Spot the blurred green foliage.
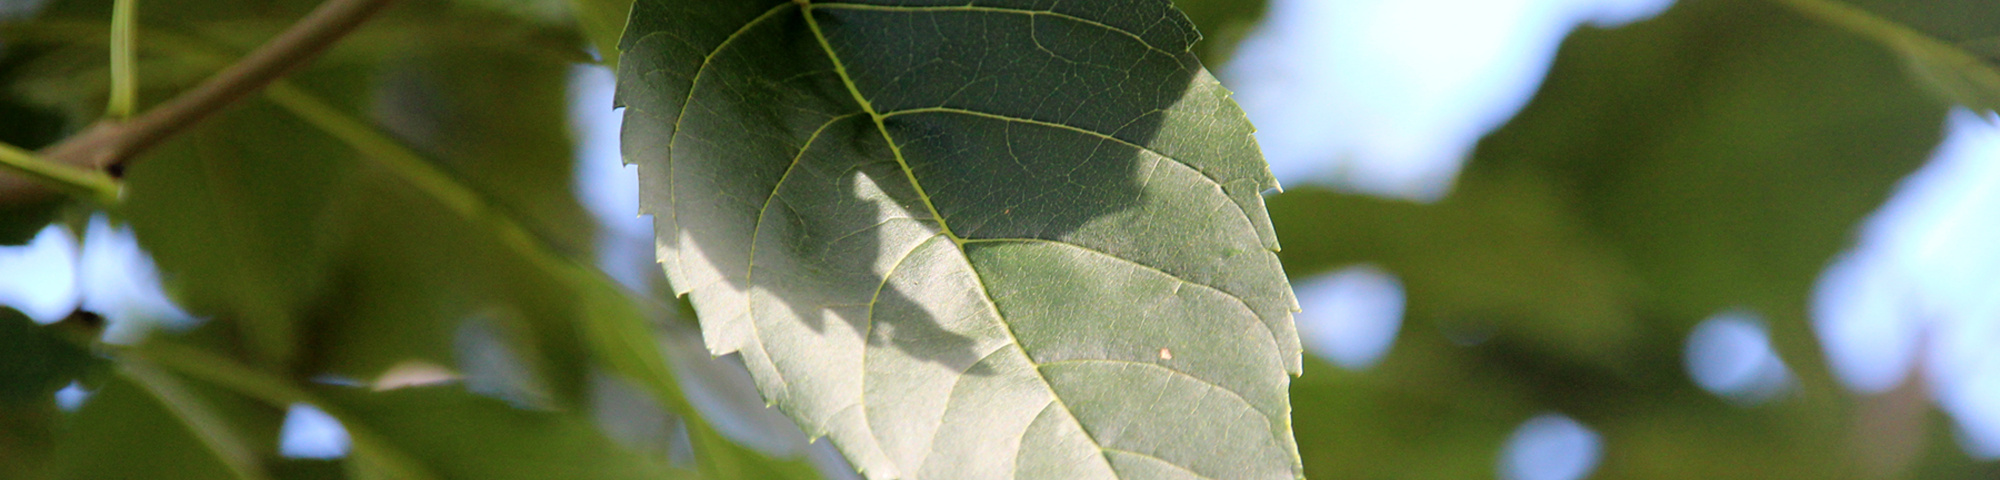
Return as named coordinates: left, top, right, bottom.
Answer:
left=1808, top=0, right=2000, bottom=113
left=0, top=308, right=101, bottom=479
left=1, top=0, right=818, bottom=478
left=1271, top=0, right=2000, bottom=478
left=0, top=66, right=68, bottom=245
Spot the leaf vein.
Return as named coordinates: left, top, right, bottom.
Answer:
left=880, top=106, right=1253, bottom=226
left=746, top=112, right=870, bottom=282
left=958, top=237, right=1272, bottom=348
left=1037, top=358, right=1272, bottom=430
left=654, top=1, right=797, bottom=285
left=1102, top=447, right=1220, bottom=480
left=810, top=2, right=1184, bottom=56
left=802, top=4, right=1121, bottom=475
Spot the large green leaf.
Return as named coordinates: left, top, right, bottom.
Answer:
left=616, top=0, right=1300, bottom=478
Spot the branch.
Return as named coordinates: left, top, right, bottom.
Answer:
left=0, top=0, right=398, bottom=203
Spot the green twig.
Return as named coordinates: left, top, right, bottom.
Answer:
left=0, top=141, right=121, bottom=205
left=106, top=0, right=137, bottom=119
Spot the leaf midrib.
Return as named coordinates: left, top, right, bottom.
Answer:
left=681, top=3, right=1263, bottom=310
left=796, top=1, right=1128, bottom=476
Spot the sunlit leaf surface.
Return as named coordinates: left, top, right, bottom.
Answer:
left=618, top=1, right=1301, bottom=478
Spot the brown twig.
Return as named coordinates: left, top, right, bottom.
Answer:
left=0, top=0, right=399, bottom=203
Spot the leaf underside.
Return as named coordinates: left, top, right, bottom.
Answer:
left=615, top=1, right=1302, bottom=478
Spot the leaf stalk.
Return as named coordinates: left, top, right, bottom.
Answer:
left=0, top=141, right=121, bottom=205
left=106, top=0, right=137, bottom=120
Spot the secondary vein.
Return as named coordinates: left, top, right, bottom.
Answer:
left=798, top=2, right=965, bottom=245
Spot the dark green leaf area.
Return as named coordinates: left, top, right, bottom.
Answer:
left=49, top=371, right=284, bottom=480
left=0, top=79, right=72, bottom=245
left=316, top=384, right=680, bottom=480
left=0, top=201, right=65, bottom=246
left=123, top=98, right=359, bottom=369
left=619, top=0, right=1299, bottom=478
left=0, top=309, right=100, bottom=403
left=50, top=377, right=245, bottom=480
left=0, top=309, right=102, bottom=480
left=81, top=9, right=601, bottom=400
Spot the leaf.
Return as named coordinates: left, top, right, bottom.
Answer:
left=1773, top=0, right=2000, bottom=112
left=0, top=308, right=102, bottom=479
left=0, top=309, right=101, bottom=403
left=49, top=362, right=283, bottom=480
left=1271, top=0, right=1957, bottom=476
left=115, top=339, right=682, bottom=480
left=314, top=384, right=684, bottom=480
left=572, top=262, right=828, bottom=480
left=1168, top=0, right=1268, bottom=65
left=0, top=200, right=64, bottom=246
left=568, top=0, right=637, bottom=66
left=1270, top=183, right=1646, bottom=368
left=124, top=94, right=359, bottom=367
left=617, top=1, right=1300, bottom=478
left=132, top=339, right=440, bottom=480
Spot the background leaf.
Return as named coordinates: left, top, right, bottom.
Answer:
left=0, top=308, right=101, bottom=479
left=0, top=62, right=72, bottom=245
left=1270, top=0, right=1969, bottom=477
left=49, top=364, right=282, bottom=480
left=315, top=384, right=684, bottom=480
left=1, top=1, right=822, bottom=478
